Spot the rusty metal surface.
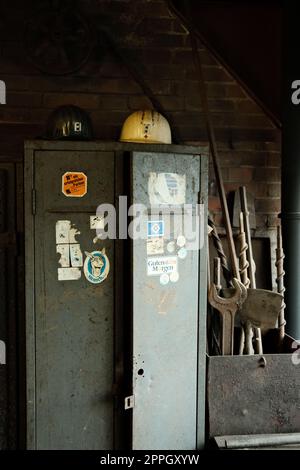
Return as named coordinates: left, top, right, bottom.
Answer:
left=207, top=351, right=300, bottom=438
left=209, top=279, right=247, bottom=355
left=239, top=289, right=283, bottom=329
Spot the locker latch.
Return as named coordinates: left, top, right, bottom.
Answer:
left=124, top=395, right=135, bottom=410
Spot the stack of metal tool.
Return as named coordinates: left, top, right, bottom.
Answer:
left=191, top=29, right=285, bottom=356
left=207, top=186, right=284, bottom=356
left=191, top=28, right=300, bottom=443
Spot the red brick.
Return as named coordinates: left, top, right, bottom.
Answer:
left=135, top=18, right=176, bottom=35
left=7, top=92, right=42, bottom=108
left=228, top=168, right=253, bottom=183
left=255, top=198, right=281, bottom=214
left=242, top=182, right=268, bottom=198
left=255, top=214, right=268, bottom=228
left=151, top=33, right=188, bottom=48
left=224, top=183, right=240, bottom=194
left=89, top=110, right=127, bottom=126
left=186, top=65, right=232, bottom=82
left=211, top=113, right=274, bottom=130
left=1, top=74, right=30, bottom=91
left=223, top=180, right=265, bottom=197
left=266, top=152, right=281, bottom=167
left=137, top=1, right=171, bottom=18
left=185, top=97, right=236, bottom=113
left=143, top=48, right=173, bottom=64
left=97, top=79, right=141, bottom=94
left=98, top=61, right=129, bottom=78
left=0, top=107, right=49, bottom=124
left=267, top=215, right=281, bottom=227
left=209, top=196, right=222, bottom=212
left=0, top=60, right=38, bottom=75
left=159, top=96, right=185, bottom=111
left=145, top=79, right=172, bottom=95
left=0, top=0, right=284, bottom=240
left=150, top=64, right=186, bottom=80
left=218, top=150, right=266, bottom=167
left=43, top=93, right=100, bottom=109
left=92, top=124, right=121, bottom=140
left=208, top=83, right=246, bottom=100
left=128, top=95, right=153, bottom=110
left=264, top=141, right=282, bottom=152
left=217, top=141, right=275, bottom=152
left=235, top=99, right=264, bottom=114
left=267, top=184, right=281, bottom=198
left=211, top=212, right=224, bottom=228
left=23, top=76, right=139, bottom=94
left=99, top=95, right=128, bottom=110
left=173, top=50, right=217, bottom=66
left=254, top=168, right=281, bottom=183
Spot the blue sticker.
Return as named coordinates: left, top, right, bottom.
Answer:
left=84, top=250, right=110, bottom=284
left=147, top=220, right=164, bottom=238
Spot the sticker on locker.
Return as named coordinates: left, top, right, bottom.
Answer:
left=147, top=256, right=178, bottom=276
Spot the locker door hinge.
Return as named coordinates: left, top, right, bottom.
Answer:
left=32, top=189, right=36, bottom=215
left=124, top=395, right=135, bottom=410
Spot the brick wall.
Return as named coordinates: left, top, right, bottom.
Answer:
left=0, top=0, right=281, bottom=229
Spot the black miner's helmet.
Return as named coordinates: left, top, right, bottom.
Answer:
left=46, top=105, right=93, bottom=140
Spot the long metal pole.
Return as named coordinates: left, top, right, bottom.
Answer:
left=238, top=212, right=250, bottom=288
left=282, top=3, right=300, bottom=341
left=191, top=34, right=240, bottom=281
left=239, top=186, right=262, bottom=354
left=239, top=187, right=256, bottom=288
left=276, top=225, right=286, bottom=341
left=208, top=216, right=232, bottom=287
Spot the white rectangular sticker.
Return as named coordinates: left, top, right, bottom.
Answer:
left=147, top=256, right=178, bottom=276
left=69, top=226, right=81, bottom=243
left=90, top=215, right=105, bottom=230
left=70, top=244, right=83, bottom=267
left=56, top=220, right=71, bottom=244
left=56, top=244, right=70, bottom=267
left=58, top=267, right=81, bottom=281
left=147, top=238, right=164, bottom=256
left=148, top=172, right=186, bottom=205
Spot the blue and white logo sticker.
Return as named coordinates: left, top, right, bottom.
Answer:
left=84, top=249, right=110, bottom=284
left=147, top=220, right=164, bottom=238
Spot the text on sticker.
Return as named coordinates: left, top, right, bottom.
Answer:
left=147, top=256, right=178, bottom=276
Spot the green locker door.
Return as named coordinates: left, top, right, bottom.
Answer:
left=25, top=149, right=116, bottom=449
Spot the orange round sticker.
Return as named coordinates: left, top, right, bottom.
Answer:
left=62, top=172, right=87, bottom=197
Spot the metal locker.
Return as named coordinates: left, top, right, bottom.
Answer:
left=24, top=141, right=208, bottom=450
left=25, top=145, right=116, bottom=450
left=130, top=150, right=207, bottom=450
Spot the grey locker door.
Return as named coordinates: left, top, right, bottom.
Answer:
left=26, top=150, right=115, bottom=450
left=131, top=151, right=207, bottom=450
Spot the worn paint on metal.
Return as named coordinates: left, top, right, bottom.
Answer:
left=24, top=142, right=209, bottom=450
left=25, top=148, right=115, bottom=450
left=131, top=151, right=207, bottom=450
left=207, top=342, right=300, bottom=438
